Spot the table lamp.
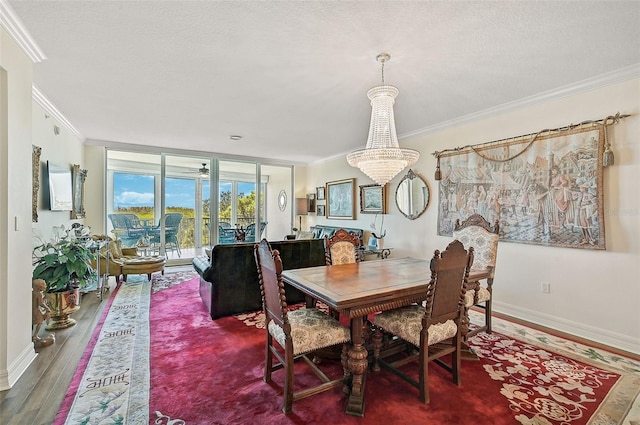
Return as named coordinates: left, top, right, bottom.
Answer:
left=295, top=198, right=308, bottom=231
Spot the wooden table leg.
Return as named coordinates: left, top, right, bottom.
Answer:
left=346, top=315, right=368, bottom=417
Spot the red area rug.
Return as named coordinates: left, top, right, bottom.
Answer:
left=149, top=278, right=634, bottom=425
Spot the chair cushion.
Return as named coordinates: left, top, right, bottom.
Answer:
left=453, top=226, right=498, bottom=271
left=330, top=241, right=357, bottom=265
left=109, top=240, right=123, bottom=259
left=123, top=256, right=165, bottom=265
left=464, top=286, right=491, bottom=307
left=373, top=305, right=457, bottom=347
left=268, top=308, right=350, bottom=356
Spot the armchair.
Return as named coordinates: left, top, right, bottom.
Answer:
left=92, top=236, right=165, bottom=282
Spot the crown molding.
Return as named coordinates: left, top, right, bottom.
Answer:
left=401, top=64, right=640, bottom=140
left=0, top=0, right=46, bottom=63
left=32, top=85, right=82, bottom=139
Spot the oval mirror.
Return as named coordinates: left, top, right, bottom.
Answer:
left=395, top=169, right=430, bottom=220
left=278, top=190, right=287, bottom=211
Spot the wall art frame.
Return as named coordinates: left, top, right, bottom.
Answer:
left=71, top=164, right=88, bottom=219
left=316, top=186, right=325, bottom=200
left=436, top=125, right=605, bottom=250
left=326, top=178, right=355, bottom=220
left=307, top=193, right=316, bottom=213
left=359, top=184, right=387, bottom=214
left=32, top=145, right=42, bottom=222
left=317, top=204, right=325, bottom=217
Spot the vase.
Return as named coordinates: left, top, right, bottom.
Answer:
left=376, top=237, right=384, bottom=249
left=44, top=288, right=81, bottom=330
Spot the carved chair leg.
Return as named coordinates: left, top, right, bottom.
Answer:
left=371, top=327, right=383, bottom=372
left=283, top=347, right=294, bottom=414
left=264, top=334, right=273, bottom=382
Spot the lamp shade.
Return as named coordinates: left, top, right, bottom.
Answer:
left=295, top=198, right=308, bottom=215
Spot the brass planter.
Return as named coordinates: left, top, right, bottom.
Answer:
left=44, top=288, right=81, bottom=330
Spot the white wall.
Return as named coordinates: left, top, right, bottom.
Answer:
left=300, top=78, right=640, bottom=354
left=0, top=26, right=38, bottom=389
left=263, top=165, right=293, bottom=240
left=31, top=101, right=86, bottom=242
left=83, top=144, right=106, bottom=235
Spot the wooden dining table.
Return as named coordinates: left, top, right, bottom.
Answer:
left=281, top=257, right=431, bottom=417
left=281, top=256, right=488, bottom=416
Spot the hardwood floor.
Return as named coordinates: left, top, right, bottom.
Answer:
left=0, top=281, right=114, bottom=425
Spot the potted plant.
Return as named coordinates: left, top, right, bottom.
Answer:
left=32, top=229, right=97, bottom=329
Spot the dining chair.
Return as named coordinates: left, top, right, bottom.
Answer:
left=322, top=228, right=363, bottom=319
left=323, top=228, right=362, bottom=266
left=372, top=239, right=474, bottom=404
left=452, top=213, right=499, bottom=338
left=253, top=239, right=351, bottom=414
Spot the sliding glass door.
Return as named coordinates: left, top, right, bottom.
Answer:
left=162, top=155, right=210, bottom=261
left=107, top=150, right=293, bottom=264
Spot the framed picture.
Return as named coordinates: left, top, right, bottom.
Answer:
left=317, top=204, right=325, bottom=217
left=307, top=193, right=316, bottom=212
left=316, top=186, right=325, bottom=200
left=359, top=184, right=387, bottom=214
left=71, top=164, right=88, bottom=219
left=326, top=178, right=355, bottom=220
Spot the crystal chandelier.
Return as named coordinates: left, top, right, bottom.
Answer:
left=347, top=53, right=419, bottom=186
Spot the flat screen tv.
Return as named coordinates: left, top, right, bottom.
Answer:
left=47, top=161, right=73, bottom=211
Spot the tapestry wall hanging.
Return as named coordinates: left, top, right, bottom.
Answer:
left=437, top=126, right=605, bottom=250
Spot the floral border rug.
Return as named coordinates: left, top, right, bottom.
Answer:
left=470, top=310, right=640, bottom=425
left=54, top=270, right=197, bottom=425
left=235, top=307, right=640, bottom=425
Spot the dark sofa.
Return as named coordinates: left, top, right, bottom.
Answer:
left=193, top=239, right=327, bottom=319
left=309, top=225, right=365, bottom=247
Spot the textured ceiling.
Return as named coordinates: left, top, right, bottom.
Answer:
left=7, top=1, right=640, bottom=164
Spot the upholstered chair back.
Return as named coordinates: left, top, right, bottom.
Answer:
left=324, top=228, right=362, bottom=266
left=452, top=214, right=499, bottom=273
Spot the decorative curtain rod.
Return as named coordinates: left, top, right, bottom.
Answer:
left=432, top=112, right=630, bottom=180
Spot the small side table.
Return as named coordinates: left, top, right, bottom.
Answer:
left=360, top=247, right=392, bottom=260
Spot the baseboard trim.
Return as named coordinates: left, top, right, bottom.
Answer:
left=3, top=342, right=37, bottom=389
left=490, top=302, right=640, bottom=360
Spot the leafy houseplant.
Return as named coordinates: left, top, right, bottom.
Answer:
left=32, top=234, right=97, bottom=293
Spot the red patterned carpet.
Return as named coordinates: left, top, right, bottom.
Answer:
left=149, top=278, right=635, bottom=425
left=54, top=273, right=640, bottom=424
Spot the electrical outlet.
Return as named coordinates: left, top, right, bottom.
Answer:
left=541, top=281, right=551, bottom=294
